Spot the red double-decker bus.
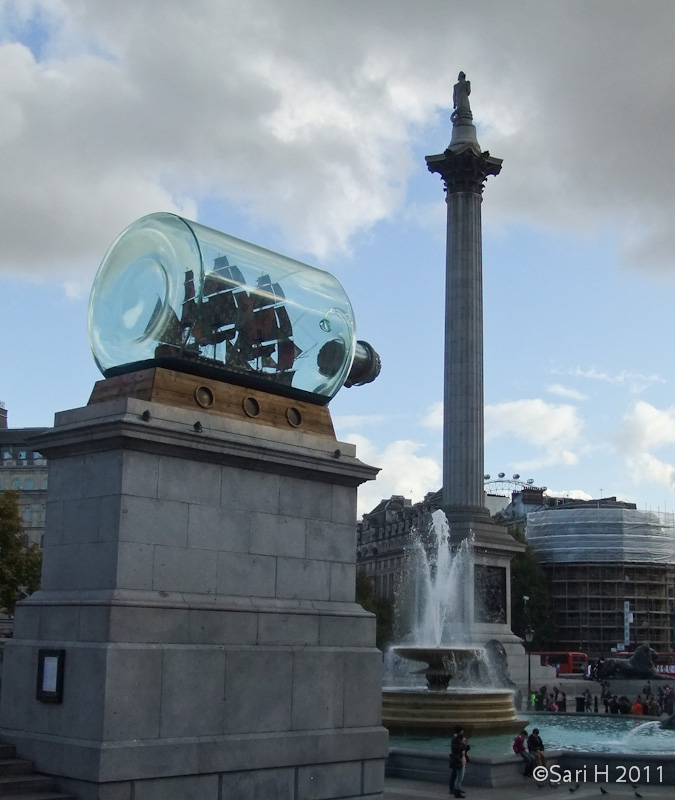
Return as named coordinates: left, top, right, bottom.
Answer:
left=654, top=652, right=675, bottom=676
left=531, top=651, right=589, bottom=676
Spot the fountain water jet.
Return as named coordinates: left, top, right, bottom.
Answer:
left=406, top=510, right=470, bottom=647
left=382, top=510, right=525, bottom=736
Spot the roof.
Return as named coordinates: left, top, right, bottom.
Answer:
left=0, top=428, right=49, bottom=446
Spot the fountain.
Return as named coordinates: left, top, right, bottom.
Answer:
left=382, top=511, right=526, bottom=736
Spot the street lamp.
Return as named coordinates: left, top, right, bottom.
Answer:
left=525, top=626, right=535, bottom=709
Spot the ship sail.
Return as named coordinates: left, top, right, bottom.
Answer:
left=151, top=255, right=300, bottom=385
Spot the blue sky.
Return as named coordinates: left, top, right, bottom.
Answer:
left=3, top=1, right=675, bottom=516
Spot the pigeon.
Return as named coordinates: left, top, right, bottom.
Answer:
left=635, top=791, right=643, bottom=799
left=569, top=784, right=581, bottom=793
left=599, top=788, right=609, bottom=795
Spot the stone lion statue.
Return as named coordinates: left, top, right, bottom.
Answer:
left=660, top=711, right=675, bottom=730
left=595, top=643, right=659, bottom=680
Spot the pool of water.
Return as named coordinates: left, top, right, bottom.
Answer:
left=390, top=714, right=675, bottom=756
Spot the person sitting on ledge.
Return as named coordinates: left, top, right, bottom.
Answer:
left=527, top=728, right=546, bottom=767
left=632, top=696, right=644, bottom=715
left=647, top=696, right=661, bottom=716
left=618, top=695, right=633, bottom=714
left=513, top=729, right=535, bottom=777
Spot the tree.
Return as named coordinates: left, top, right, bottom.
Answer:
left=355, top=570, right=394, bottom=650
left=0, top=490, right=42, bottom=615
left=509, top=527, right=556, bottom=649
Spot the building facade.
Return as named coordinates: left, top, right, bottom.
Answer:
left=356, top=489, right=510, bottom=602
left=523, top=498, right=675, bottom=657
left=0, top=405, right=48, bottom=548
left=357, top=494, right=427, bottom=601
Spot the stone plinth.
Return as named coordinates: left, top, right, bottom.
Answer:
left=0, top=396, right=387, bottom=800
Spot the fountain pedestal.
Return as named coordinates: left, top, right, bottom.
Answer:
left=394, top=647, right=481, bottom=691
left=382, top=688, right=525, bottom=737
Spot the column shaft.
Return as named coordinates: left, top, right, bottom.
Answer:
left=442, top=191, right=486, bottom=513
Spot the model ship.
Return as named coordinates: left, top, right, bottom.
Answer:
left=147, top=255, right=302, bottom=386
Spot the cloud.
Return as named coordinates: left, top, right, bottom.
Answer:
left=3, top=1, right=675, bottom=285
left=546, top=383, right=587, bottom=402
left=618, top=401, right=675, bottom=454
left=544, top=488, right=593, bottom=501
left=615, top=402, right=675, bottom=492
left=332, top=413, right=388, bottom=431
left=0, top=0, right=434, bottom=282
left=422, top=396, right=583, bottom=469
left=556, top=367, right=663, bottom=395
left=624, top=453, right=675, bottom=491
left=422, top=401, right=443, bottom=430
left=344, top=434, right=441, bottom=517
left=485, top=398, right=583, bottom=469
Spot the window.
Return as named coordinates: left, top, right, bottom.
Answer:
left=12, top=478, right=21, bottom=490
left=24, top=478, right=33, bottom=490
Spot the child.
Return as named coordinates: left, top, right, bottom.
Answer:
left=513, top=729, right=535, bottom=776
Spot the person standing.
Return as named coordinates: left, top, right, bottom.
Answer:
left=449, top=725, right=470, bottom=798
left=601, top=684, right=611, bottom=713
left=583, top=688, right=592, bottom=711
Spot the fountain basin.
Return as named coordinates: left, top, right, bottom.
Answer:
left=387, top=716, right=675, bottom=786
left=382, top=687, right=526, bottom=737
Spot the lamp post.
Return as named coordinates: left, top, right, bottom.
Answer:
left=525, top=626, right=535, bottom=709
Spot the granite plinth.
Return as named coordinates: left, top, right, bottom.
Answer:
left=0, top=397, right=387, bottom=799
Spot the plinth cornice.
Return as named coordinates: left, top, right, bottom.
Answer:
left=36, top=397, right=379, bottom=487
left=426, top=146, right=502, bottom=195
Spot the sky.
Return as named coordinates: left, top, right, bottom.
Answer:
left=3, top=0, right=675, bottom=517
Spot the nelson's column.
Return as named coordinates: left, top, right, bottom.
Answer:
left=426, top=73, right=526, bottom=656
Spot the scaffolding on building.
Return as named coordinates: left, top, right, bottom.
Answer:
left=526, top=507, right=675, bottom=656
